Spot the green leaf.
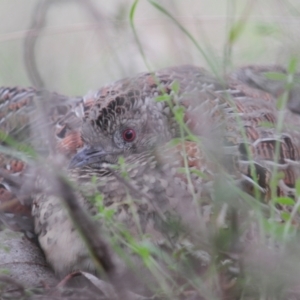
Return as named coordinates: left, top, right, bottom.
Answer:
left=264, top=72, right=287, bottom=81
left=171, top=80, right=180, bottom=94
left=173, top=106, right=185, bottom=122
left=0, top=269, right=10, bottom=275
left=176, top=167, right=188, bottom=174
left=185, top=134, right=199, bottom=142
left=94, top=194, right=104, bottom=204
left=281, top=211, right=291, bottom=222
left=189, top=168, right=206, bottom=178
left=259, top=121, right=275, bottom=128
left=276, top=94, right=288, bottom=110
left=288, top=57, right=298, bottom=74
left=118, top=156, right=125, bottom=165
left=91, top=175, right=98, bottom=184
left=256, top=23, right=278, bottom=36
left=262, top=219, right=286, bottom=237
left=0, top=130, right=36, bottom=158
left=176, top=167, right=207, bottom=179
left=228, top=22, right=245, bottom=43
left=275, top=197, right=295, bottom=206
left=102, top=208, right=115, bottom=220
left=168, top=138, right=182, bottom=146
left=134, top=244, right=150, bottom=260
left=155, top=94, right=171, bottom=102
left=296, top=179, right=300, bottom=197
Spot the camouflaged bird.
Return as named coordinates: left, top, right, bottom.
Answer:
left=0, top=86, right=87, bottom=233
left=2, top=65, right=300, bottom=278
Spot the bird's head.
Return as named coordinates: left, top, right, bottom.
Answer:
left=69, top=89, right=171, bottom=169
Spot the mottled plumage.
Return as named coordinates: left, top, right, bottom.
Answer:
left=1, top=64, right=300, bottom=278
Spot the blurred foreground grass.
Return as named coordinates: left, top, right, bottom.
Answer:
left=1, top=0, right=300, bottom=299
left=1, top=0, right=300, bottom=95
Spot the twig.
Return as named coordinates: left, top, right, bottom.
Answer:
left=0, top=275, right=25, bottom=295
left=24, top=0, right=49, bottom=88
left=24, top=0, right=104, bottom=89
left=54, top=174, right=115, bottom=275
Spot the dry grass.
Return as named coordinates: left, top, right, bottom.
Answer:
left=1, top=0, right=300, bottom=93
left=2, top=0, right=300, bottom=299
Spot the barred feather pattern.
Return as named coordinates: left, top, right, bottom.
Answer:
left=1, top=65, right=300, bottom=276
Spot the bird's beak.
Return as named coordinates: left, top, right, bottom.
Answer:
left=68, top=146, right=107, bottom=169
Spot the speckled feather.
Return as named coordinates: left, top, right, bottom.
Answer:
left=1, top=65, right=300, bottom=276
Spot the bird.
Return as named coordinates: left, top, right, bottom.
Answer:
left=0, top=86, right=86, bottom=235
left=230, top=64, right=300, bottom=114
left=1, top=64, right=300, bottom=284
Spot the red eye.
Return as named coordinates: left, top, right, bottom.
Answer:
left=122, top=128, right=136, bottom=142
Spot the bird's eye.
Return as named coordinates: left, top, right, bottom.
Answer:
left=122, top=128, right=136, bottom=142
